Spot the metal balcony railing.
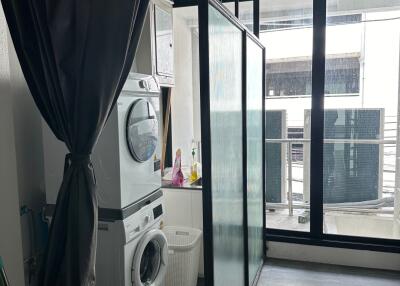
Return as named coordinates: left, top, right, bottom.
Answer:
left=265, top=138, right=397, bottom=216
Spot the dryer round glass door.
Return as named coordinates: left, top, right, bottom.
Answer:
left=126, top=99, right=159, bottom=162
left=132, top=229, right=168, bottom=286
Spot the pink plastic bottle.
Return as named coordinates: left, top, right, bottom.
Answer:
left=172, top=149, right=184, bottom=187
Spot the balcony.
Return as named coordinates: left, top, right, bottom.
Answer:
left=265, top=111, right=400, bottom=239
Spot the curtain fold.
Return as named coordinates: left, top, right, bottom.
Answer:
left=0, top=0, right=149, bottom=285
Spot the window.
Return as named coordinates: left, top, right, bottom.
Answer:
left=267, top=57, right=360, bottom=97
left=322, top=3, right=400, bottom=240
left=263, top=14, right=361, bottom=31
left=263, top=0, right=400, bottom=245
left=262, top=0, right=312, bottom=231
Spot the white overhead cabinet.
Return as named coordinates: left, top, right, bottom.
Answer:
left=154, top=2, right=174, bottom=83
left=132, top=0, right=174, bottom=86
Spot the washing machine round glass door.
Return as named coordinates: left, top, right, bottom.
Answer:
left=132, top=229, right=168, bottom=286
left=126, top=99, right=159, bottom=162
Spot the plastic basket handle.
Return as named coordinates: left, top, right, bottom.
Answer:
left=175, top=231, right=190, bottom=236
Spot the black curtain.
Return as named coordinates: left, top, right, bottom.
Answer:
left=0, top=0, right=149, bottom=285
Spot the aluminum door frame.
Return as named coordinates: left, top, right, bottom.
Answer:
left=198, top=1, right=266, bottom=285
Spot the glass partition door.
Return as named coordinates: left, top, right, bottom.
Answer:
left=208, top=4, right=245, bottom=286
left=246, top=35, right=265, bottom=285
left=199, top=1, right=265, bottom=285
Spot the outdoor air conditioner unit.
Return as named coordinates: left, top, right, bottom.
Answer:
left=265, top=110, right=287, bottom=203
left=304, top=108, right=384, bottom=204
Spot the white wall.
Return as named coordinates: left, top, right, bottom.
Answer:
left=8, top=35, right=47, bottom=285
left=0, top=4, right=25, bottom=285
left=267, top=241, right=400, bottom=271
left=362, top=11, right=400, bottom=117
left=191, top=30, right=201, bottom=143
left=0, top=4, right=46, bottom=285
left=171, top=10, right=195, bottom=167
left=8, top=37, right=46, bottom=213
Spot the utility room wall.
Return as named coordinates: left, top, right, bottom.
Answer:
left=0, top=4, right=46, bottom=285
left=170, top=10, right=195, bottom=167
left=0, top=5, right=25, bottom=285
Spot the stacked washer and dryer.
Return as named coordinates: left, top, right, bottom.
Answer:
left=42, top=73, right=168, bottom=286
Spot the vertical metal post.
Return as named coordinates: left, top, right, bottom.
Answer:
left=254, top=0, right=260, bottom=37
left=235, top=0, right=239, bottom=17
left=287, top=143, right=294, bottom=216
left=394, top=36, right=400, bottom=236
left=198, top=0, right=214, bottom=285
left=242, top=31, right=249, bottom=286
left=262, top=47, right=267, bottom=259
left=310, top=0, right=326, bottom=238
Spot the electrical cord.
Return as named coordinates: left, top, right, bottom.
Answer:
left=20, top=206, right=39, bottom=285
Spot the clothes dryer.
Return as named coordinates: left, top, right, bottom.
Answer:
left=42, top=73, right=162, bottom=211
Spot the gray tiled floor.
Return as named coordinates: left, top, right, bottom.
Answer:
left=257, top=259, right=400, bottom=286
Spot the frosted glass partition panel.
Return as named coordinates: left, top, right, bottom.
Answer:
left=209, top=5, right=245, bottom=286
left=246, top=36, right=264, bottom=284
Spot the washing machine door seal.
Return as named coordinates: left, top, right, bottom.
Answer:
left=131, top=229, right=168, bottom=286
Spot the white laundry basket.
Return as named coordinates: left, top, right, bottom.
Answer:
left=163, top=226, right=202, bottom=286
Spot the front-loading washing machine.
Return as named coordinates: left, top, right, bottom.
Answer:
left=42, top=73, right=163, bottom=213
left=96, top=190, right=168, bottom=286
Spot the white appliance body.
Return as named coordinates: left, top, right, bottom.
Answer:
left=42, top=73, right=162, bottom=209
left=96, top=194, right=168, bottom=286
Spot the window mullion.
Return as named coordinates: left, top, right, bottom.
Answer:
left=310, top=0, right=326, bottom=238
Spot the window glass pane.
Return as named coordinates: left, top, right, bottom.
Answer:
left=260, top=0, right=312, bottom=232
left=266, top=57, right=360, bottom=97
left=240, top=1, right=254, bottom=32
left=323, top=1, right=400, bottom=239
left=223, top=1, right=236, bottom=16
left=209, top=4, right=245, bottom=285
left=246, top=36, right=264, bottom=284
left=155, top=6, right=173, bottom=76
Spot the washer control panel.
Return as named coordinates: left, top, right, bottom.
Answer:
left=123, top=197, right=164, bottom=243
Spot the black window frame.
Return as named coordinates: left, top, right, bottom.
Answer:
left=264, top=0, right=400, bottom=253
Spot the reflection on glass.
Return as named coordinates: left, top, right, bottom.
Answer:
left=240, top=1, right=254, bottom=32
left=155, top=6, right=173, bottom=76
left=323, top=1, right=400, bottom=239
left=222, top=1, right=236, bottom=16
left=209, top=5, right=245, bottom=286
left=261, top=0, right=312, bottom=232
left=126, top=99, right=159, bottom=162
left=246, top=36, right=263, bottom=284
